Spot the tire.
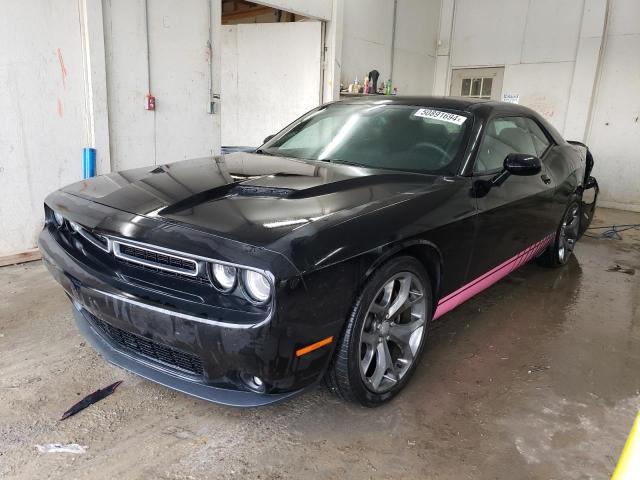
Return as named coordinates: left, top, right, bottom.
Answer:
left=325, top=256, right=432, bottom=406
left=536, top=200, right=581, bottom=268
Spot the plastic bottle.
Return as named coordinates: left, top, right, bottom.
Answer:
left=385, top=79, right=392, bottom=95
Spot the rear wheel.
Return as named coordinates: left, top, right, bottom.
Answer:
left=325, top=256, right=432, bottom=406
left=536, top=201, right=581, bottom=268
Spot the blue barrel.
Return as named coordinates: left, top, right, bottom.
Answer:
left=83, top=147, right=96, bottom=179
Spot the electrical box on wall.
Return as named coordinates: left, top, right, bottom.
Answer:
left=145, top=94, right=156, bottom=111
left=207, top=94, right=220, bottom=115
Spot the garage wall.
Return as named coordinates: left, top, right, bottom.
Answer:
left=0, top=0, right=88, bottom=256
left=221, top=22, right=323, bottom=146
left=341, top=0, right=395, bottom=89
left=585, top=0, right=640, bottom=211
left=341, top=0, right=440, bottom=95
left=102, top=0, right=153, bottom=172
left=435, top=0, right=638, bottom=210
left=392, top=0, right=440, bottom=95
left=444, top=0, right=585, bottom=133
left=103, top=0, right=221, bottom=172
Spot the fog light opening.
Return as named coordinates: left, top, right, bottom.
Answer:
left=240, top=373, right=266, bottom=393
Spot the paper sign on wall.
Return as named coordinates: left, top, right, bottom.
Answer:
left=502, top=93, right=520, bottom=104
left=413, top=109, right=467, bottom=125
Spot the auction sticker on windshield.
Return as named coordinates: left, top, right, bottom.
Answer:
left=413, top=109, right=467, bottom=125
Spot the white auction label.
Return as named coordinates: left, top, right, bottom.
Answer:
left=502, top=93, right=520, bottom=104
left=413, top=108, right=467, bottom=125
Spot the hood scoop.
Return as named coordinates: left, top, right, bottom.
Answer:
left=229, top=184, right=294, bottom=198
left=158, top=181, right=294, bottom=216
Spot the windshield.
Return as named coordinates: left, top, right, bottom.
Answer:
left=259, top=103, right=472, bottom=174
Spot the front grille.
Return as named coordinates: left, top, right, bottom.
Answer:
left=88, top=313, right=204, bottom=376
left=116, top=242, right=198, bottom=275
left=116, top=257, right=211, bottom=285
left=53, top=216, right=213, bottom=287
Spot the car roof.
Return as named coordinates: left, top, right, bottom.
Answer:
left=334, top=95, right=565, bottom=143
left=337, top=95, right=529, bottom=114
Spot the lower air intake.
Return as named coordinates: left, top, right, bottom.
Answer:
left=88, top=313, right=204, bottom=376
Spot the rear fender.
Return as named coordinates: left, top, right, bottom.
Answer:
left=567, top=141, right=599, bottom=237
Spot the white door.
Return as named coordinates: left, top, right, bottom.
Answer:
left=450, top=67, right=505, bottom=101
left=151, top=0, right=221, bottom=164
left=104, top=0, right=221, bottom=171
left=221, top=21, right=322, bottom=146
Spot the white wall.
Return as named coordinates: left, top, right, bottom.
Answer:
left=221, top=22, right=322, bottom=146
left=0, top=0, right=88, bottom=255
left=0, top=0, right=637, bottom=258
left=436, top=0, right=639, bottom=209
left=0, top=0, right=336, bottom=256
left=392, top=0, right=440, bottom=95
left=341, top=0, right=395, bottom=88
left=323, top=0, right=344, bottom=101
left=102, top=0, right=154, bottom=171
left=446, top=0, right=585, bottom=133
left=341, top=0, right=440, bottom=95
left=586, top=0, right=640, bottom=211
left=103, top=0, right=221, bottom=171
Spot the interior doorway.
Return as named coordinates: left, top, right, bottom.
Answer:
left=450, top=67, right=505, bottom=101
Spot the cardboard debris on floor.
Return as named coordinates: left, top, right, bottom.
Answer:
left=60, top=380, right=123, bottom=421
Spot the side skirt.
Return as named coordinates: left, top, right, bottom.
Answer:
left=433, top=234, right=554, bottom=320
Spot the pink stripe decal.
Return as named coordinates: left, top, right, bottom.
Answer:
left=433, top=233, right=554, bottom=320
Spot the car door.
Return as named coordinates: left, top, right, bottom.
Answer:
left=467, top=115, right=558, bottom=281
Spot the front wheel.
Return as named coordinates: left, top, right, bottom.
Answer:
left=536, top=201, right=581, bottom=268
left=325, top=256, right=432, bottom=406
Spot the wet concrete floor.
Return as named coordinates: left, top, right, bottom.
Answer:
left=1, top=208, right=638, bottom=479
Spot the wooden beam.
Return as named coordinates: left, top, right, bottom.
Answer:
left=222, top=5, right=273, bottom=23
left=0, top=248, right=42, bottom=268
left=233, top=0, right=257, bottom=7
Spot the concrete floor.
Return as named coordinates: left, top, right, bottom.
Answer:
left=1, top=208, right=639, bottom=479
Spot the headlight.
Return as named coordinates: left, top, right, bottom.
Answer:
left=211, top=263, right=237, bottom=291
left=242, top=270, right=271, bottom=303
left=52, top=211, right=65, bottom=227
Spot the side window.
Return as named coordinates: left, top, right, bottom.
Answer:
left=474, top=116, right=539, bottom=173
left=523, top=118, right=551, bottom=157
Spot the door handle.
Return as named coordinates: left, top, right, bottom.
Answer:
left=541, top=174, right=552, bottom=185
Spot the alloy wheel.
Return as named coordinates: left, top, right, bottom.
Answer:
left=358, top=272, right=427, bottom=393
left=558, top=205, right=580, bottom=263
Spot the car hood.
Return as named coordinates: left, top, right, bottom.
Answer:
left=62, top=153, right=441, bottom=248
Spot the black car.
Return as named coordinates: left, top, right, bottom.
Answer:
left=39, top=97, right=598, bottom=407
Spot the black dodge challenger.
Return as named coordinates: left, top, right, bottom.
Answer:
left=39, top=97, right=599, bottom=407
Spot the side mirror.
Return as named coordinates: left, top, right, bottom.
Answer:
left=503, top=153, right=541, bottom=176
left=485, top=153, right=542, bottom=190
left=263, top=134, right=275, bottom=144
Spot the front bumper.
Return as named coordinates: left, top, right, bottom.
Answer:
left=71, top=305, right=305, bottom=407
left=38, top=225, right=331, bottom=407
